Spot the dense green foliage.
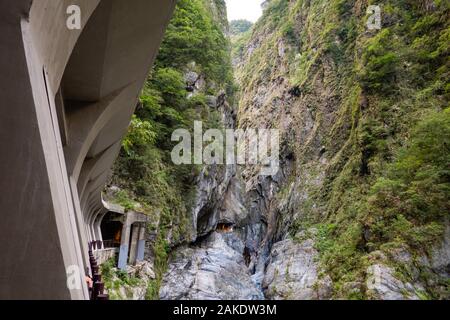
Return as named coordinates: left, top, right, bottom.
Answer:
left=230, top=19, right=253, bottom=35
left=156, top=0, right=233, bottom=88
left=364, top=107, right=449, bottom=252
left=321, top=1, right=449, bottom=298
left=110, top=0, right=233, bottom=299
left=231, top=27, right=253, bottom=63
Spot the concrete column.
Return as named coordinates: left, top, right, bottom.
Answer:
left=92, top=210, right=103, bottom=249
left=86, top=224, right=92, bottom=243
left=69, top=177, right=91, bottom=276
left=94, top=211, right=106, bottom=249
left=0, top=0, right=175, bottom=299
left=117, top=219, right=131, bottom=270
left=136, top=224, right=146, bottom=262
left=90, top=223, right=97, bottom=244
left=128, top=224, right=140, bottom=265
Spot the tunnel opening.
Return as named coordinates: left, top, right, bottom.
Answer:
left=100, top=211, right=123, bottom=248
left=216, top=221, right=234, bottom=233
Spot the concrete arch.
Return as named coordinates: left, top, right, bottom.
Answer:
left=81, top=175, right=109, bottom=218
left=80, top=170, right=110, bottom=211
left=0, top=0, right=101, bottom=300
left=89, top=208, right=104, bottom=243
left=93, top=211, right=108, bottom=244
left=64, top=85, right=134, bottom=182
left=28, top=0, right=102, bottom=93
left=77, top=141, right=122, bottom=198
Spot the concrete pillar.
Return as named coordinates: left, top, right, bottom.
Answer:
left=136, top=224, right=146, bottom=262
left=69, top=177, right=91, bottom=276
left=0, top=0, right=175, bottom=299
left=117, top=220, right=131, bottom=270
left=128, top=224, right=140, bottom=265
left=92, top=210, right=103, bottom=249
left=86, top=224, right=93, bottom=243
left=90, top=223, right=97, bottom=244
left=94, top=212, right=106, bottom=249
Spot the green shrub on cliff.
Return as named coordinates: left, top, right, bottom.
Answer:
left=366, top=108, right=450, bottom=248
left=157, top=0, right=232, bottom=86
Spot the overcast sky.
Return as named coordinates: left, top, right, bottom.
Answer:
left=225, top=0, right=264, bottom=22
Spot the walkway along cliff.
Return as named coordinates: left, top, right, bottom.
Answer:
left=157, top=0, right=450, bottom=300
left=0, top=0, right=176, bottom=299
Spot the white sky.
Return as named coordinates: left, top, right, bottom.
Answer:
left=225, top=0, right=264, bottom=23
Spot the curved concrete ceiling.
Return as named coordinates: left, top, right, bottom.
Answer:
left=0, top=0, right=176, bottom=299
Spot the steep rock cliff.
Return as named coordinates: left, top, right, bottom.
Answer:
left=113, top=0, right=449, bottom=300
left=231, top=0, right=449, bottom=299
left=108, top=0, right=236, bottom=299
left=162, top=0, right=449, bottom=300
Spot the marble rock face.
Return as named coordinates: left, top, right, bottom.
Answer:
left=160, top=232, right=264, bottom=300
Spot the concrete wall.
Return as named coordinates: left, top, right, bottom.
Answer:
left=117, top=212, right=148, bottom=270
left=0, top=0, right=175, bottom=299
left=94, top=248, right=117, bottom=266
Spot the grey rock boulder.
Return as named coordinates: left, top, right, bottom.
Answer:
left=429, top=222, right=450, bottom=276
left=262, top=238, right=332, bottom=300
left=185, top=71, right=199, bottom=86
left=366, top=263, right=424, bottom=300
left=205, top=95, right=218, bottom=108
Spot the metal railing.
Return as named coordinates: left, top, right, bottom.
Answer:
left=102, top=239, right=120, bottom=249
left=87, top=241, right=109, bottom=300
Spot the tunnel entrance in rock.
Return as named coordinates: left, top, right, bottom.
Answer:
left=216, top=222, right=234, bottom=233
left=196, top=204, right=215, bottom=236
left=100, top=211, right=123, bottom=248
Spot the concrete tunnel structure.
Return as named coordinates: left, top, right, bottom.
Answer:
left=0, top=0, right=176, bottom=299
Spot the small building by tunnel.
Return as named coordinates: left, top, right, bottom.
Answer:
left=97, top=202, right=148, bottom=270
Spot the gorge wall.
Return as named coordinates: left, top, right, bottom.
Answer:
left=110, top=0, right=450, bottom=300
left=229, top=0, right=449, bottom=300
left=0, top=0, right=176, bottom=299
